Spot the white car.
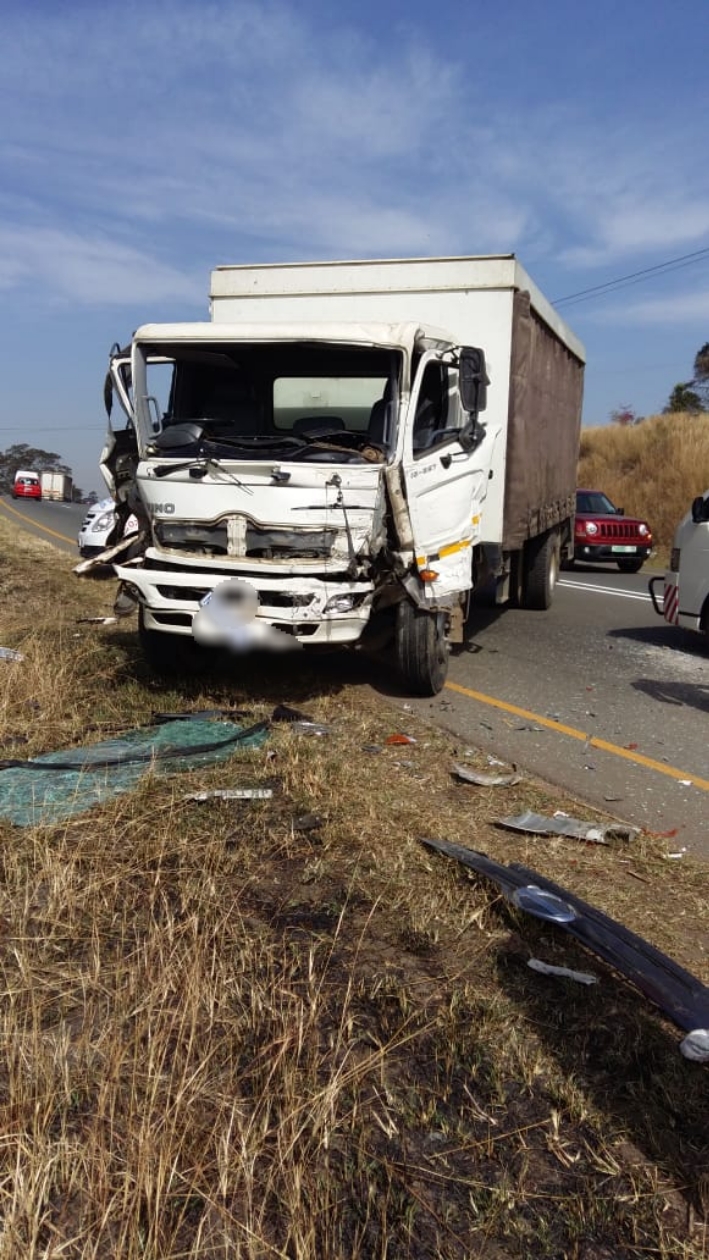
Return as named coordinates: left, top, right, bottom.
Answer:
left=77, top=498, right=138, bottom=558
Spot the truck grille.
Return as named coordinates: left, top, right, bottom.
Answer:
left=598, top=521, right=637, bottom=539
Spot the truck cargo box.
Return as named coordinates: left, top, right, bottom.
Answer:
left=210, top=255, right=585, bottom=550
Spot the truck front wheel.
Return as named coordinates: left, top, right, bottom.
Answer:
left=395, top=603, right=449, bottom=696
left=138, top=608, right=208, bottom=677
left=522, top=530, right=560, bottom=610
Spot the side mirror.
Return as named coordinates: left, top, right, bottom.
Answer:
left=459, top=347, right=488, bottom=415
left=616, top=506, right=625, bottom=516
left=691, top=495, right=709, bottom=524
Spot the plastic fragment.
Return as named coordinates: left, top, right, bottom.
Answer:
left=680, top=1029, right=709, bottom=1062
left=679, top=779, right=693, bottom=787
left=0, top=647, right=24, bottom=662
left=497, top=810, right=638, bottom=845
left=293, top=813, right=324, bottom=832
left=271, top=704, right=329, bottom=736
left=76, top=616, right=118, bottom=626
left=184, top=788, right=274, bottom=802
left=527, top=958, right=598, bottom=985
left=385, top=733, right=417, bottom=746
left=452, top=764, right=522, bottom=787
left=272, top=704, right=317, bottom=724
left=362, top=744, right=383, bottom=754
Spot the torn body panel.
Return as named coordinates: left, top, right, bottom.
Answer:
left=421, top=838, right=709, bottom=1042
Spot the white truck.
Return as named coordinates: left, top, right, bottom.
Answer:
left=649, top=492, right=709, bottom=637
left=40, top=471, right=73, bottom=501
left=96, top=255, right=585, bottom=694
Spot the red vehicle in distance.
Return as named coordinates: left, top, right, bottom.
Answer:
left=11, top=471, right=42, bottom=501
left=572, top=489, right=652, bottom=573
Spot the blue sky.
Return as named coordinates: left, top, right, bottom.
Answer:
left=1, top=0, right=708, bottom=493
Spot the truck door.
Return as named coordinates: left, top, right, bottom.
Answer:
left=401, top=352, right=498, bottom=598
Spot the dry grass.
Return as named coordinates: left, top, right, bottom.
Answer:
left=578, top=411, right=709, bottom=560
left=1, top=518, right=709, bottom=1257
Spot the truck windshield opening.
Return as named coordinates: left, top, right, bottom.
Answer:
left=134, top=341, right=399, bottom=462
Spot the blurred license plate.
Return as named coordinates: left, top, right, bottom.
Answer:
left=611, top=545, right=637, bottom=553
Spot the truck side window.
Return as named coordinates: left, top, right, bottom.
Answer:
left=413, top=363, right=460, bottom=455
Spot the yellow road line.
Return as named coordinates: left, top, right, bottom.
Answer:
left=0, top=498, right=76, bottom=546
left=445, top=679, right=709, bottom=793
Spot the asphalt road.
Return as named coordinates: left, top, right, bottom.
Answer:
left=3, top=495, right=708, bottom=857
left=402, top=566, right=709, bottom=859
left=0, top=493, right=86, bottom=556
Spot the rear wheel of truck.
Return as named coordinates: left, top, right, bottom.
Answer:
left=395, top=603, right=449, bottom=696
left=617, top=558, right=644, bottom=574
left=522, top=530, right=559, bottom=610
left=138, top=608, right=208, bottom=677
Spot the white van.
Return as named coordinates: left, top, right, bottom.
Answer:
left=649, top=491, right=709, bottom=635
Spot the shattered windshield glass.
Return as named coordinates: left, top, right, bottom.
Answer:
left=134, top=341, right=399, bottom=463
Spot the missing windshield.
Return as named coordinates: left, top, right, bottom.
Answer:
left=134, top=342, right=400, bottom=461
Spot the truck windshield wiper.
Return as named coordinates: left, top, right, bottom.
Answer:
left=152, top=455, right=252, bottom=494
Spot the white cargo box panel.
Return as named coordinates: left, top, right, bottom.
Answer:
left=210, top=256, right=585, bottom=548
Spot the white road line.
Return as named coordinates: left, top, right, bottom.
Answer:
left=557, top=579, right=652, bottom=602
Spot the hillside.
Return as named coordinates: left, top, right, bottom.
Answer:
left=578, top=411, right=709, bottom=553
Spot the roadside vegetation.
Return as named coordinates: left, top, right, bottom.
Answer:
left=2, top=518, right=709, bottom=1257
left=578, top=410, right=709, bottom=558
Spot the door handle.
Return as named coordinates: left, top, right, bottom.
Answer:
left=440, top=450, right=471, bottom=469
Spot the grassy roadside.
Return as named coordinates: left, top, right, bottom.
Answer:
left=1, top=518, right=709, bottom=1258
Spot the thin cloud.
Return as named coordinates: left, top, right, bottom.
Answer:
left=594, top=288, right=709, bottom=324
left=0, top=226, right=202, bottom=305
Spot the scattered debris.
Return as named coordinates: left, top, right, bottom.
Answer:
left=272, top=704, right=316, bottom=724
left=271, top=704, right=330, bottom=736
left=76, top=616, right=118, bottom=626
left=362, top=744, right=383, bottom=754
left=420, top=837, right=709, bottom=1045
left=679, top=779, right=693, bottom=787
left=183, top=787, right=274, bottom=802
left=293, top=813, right=324, bottom=833
left=0, top=719, right=269, bottom=826
left=0, top=647, right=24, bottom=662
left=153, top=708, right=249, bottom=724
left=385, top=734, right=417, bottom=746
left=603, top=794, right=623, bottom=803
left=680, top=1029, right=709, bottom=1063
left=626, top=869, right=651, bottom=884
left=452, top=764, right=522, bottom=787
left=527, top=958, right=598, bottom=986
left=497, top=810, right=638, bottom=846
left=625, top=742, right=639, bottom=751
left=515, top=723, right=543, bottom=732
left=664, top=850, right=688, bottom=860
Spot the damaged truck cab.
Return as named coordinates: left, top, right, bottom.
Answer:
left=90, top=256, right=585, bottom=696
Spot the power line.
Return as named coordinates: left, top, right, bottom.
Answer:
left=554, top=245, right=709, bottom=307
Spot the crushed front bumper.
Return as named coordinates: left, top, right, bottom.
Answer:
left=113, top=561, right=375, bottom=645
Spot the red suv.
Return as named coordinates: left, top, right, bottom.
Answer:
left=572, top=490, right=652, bottom=573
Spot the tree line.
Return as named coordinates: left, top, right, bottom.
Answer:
left=611, top=342, right=709, bottom=424
left=664, top=342, right=709, bottom=414
left=0, top=443, right=83, bottom=500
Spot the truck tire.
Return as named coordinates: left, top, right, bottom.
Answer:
left=522, top=530, right=559, bottom=610
left=138, top=608, right=207, bottom=677
left=395, top=602, right=449, bottom=696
